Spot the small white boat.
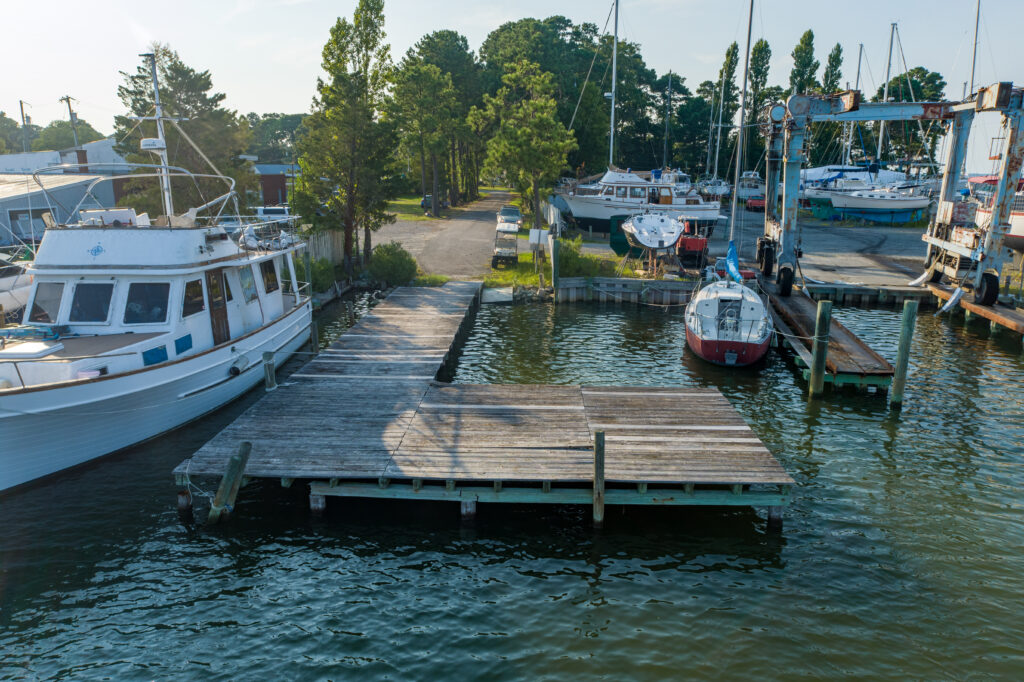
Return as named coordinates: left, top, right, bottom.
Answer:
left=0, top=65, right=313, bottom=493
left=685, top=278, right=773, bottom=366
left=620, top=213, right=684, bottom=250
left=735, top=170, right=766, bottom=200
left=698, top=177, right=731, bottom=200
left=0, top=250, right=32, bottom=320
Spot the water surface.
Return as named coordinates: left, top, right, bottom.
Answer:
left=1, top=296, right=1022, bottom=679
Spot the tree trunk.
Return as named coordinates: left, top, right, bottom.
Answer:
left=363, top=224, right=372, bottom=265
left=343, top=201, right=355, bottom=275
left=418, top=133, right=427, bottom=198
left=532, top=176, right=542, bottom=229
left=449, top=137, right=458, bottom=207
left=431, top=153, right=440, bottom=217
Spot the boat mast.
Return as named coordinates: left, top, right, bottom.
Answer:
left=844, top=44, right=863, bottom=166
left=729, top=0, right=754, bottom=243
left=608, top=0, right=618, bottom=168
left=876, top=23, right=896, bottom=168
left=663, top=72, right=672, bottom=168
left=969, top=0, right=980, bottom=97
left=143, top=52, right=174, bottom=217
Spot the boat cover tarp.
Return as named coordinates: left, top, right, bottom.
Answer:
left=801, top=165, right=906, bottom=185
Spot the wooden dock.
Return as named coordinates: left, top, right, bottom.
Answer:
left=175, top=281, right=793, bottom=523
left=929, top=283, right=1024, bottom=335
left=764, top=281, right=895, bottom=388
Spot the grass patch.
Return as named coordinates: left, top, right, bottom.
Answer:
left=412, top=272, right=449, bottom=286
left=389, top=194, right=442, bottom=222
left=484, top=251, right=542, bottom=288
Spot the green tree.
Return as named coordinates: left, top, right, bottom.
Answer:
left=293, top=0, right=396, bottom=270
left=746, top=39, right=772, bottom=170
left=245, top=113, right=305, bottom=164
left=390, top=61, right=457, bottom=216
left=870, top=67, right=947, bottom=161
left=31, top=119, right=105, bottom=151
left=821, top=44, right=843, bottom=93
left=789, top=30, right=820, bottom=95
left=113, top=44, right=255, bottom=217
left=0, top=112, right=38, bottom=153
left=480, top=60, right=577, bottom=228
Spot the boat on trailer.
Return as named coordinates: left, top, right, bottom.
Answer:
left=0, top=64, right=312, bottom=493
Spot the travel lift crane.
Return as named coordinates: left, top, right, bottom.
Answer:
left=755, top=82, right=1023, bottom=305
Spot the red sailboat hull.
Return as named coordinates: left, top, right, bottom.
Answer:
left=685, top=325, right=771, bottom=366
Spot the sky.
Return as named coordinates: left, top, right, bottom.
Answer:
left=4, top=0, right=1022, bottom=171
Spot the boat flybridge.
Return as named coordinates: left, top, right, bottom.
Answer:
left=0, top=60, right=312, bottom=493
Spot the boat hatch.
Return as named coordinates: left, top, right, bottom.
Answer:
left=0, top=340, right=64, bottom=359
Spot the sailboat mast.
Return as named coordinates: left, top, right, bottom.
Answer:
left=144, top=53, right=174, bottom=217
left=608, top=0, right=618, bottom=167
left=969, top=0, right=980, bottom=96
left=729, top=0, right=754, bottom=242
left=876, top=23, right=896, bottom=166
left=663, top=73, right=672, bottom=167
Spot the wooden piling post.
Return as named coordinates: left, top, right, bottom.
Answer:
left=767, top=505, right=783, bottom=530
left=890, top=299, right=919, bottom=407
left=310, top=320, right=319, bottom=355
left=551, top=238, right=560, bottom=302
left=808, top=300, right=832, bottom=398
left=309, top=492, right=326, bottom=516
left=177, top=489, right=193, bottom=520
left=207, top=441, right=252, bottom=524
left=593, top=430, right=605, bottom=528
left=263, top=351, right=277, bottom=391
left=460, top=498, right=477, bottom=522
left=303, top=247, right=313, bottom=289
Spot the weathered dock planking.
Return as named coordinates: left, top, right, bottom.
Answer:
left=176, top=281, right=793, bottom=524
left=929, top=283, right=1024, bottom=335
left=764, top=281, right=895, bottom=389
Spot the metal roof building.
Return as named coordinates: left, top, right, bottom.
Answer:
left=0, top=173, right=114, bottom=245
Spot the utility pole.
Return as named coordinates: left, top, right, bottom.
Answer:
left=59, top=95, right=80, bottom=148
left=19, top=100, right=30, bottom=152
left=662, top=72, right=672, bottom=168
left=876, top=23, right=896, bottom=165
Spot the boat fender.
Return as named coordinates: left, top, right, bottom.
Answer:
left=229, top=356, right=250, bottom=377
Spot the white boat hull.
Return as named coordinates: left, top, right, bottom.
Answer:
left=829, top=193, right=930, bottom=211
left=562, top=194, right=722, bottom=226
left=0, top=302, right=312, bottom=492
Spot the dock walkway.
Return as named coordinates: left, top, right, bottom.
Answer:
left=176, top=282, right=792, bottom=520
left=929, top=283, right=1024, bottom=334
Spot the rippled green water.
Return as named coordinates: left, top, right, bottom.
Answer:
left=2, top=296, right=1023, bottom=679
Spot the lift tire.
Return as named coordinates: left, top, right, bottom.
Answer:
left=777, top=266, right=794, bottom=297
left=760, top=247, right=775, bottom=277
left=974, top=272, right=999, bottom=306
left=924, top=251, right=944, bottom=283
left=928, top=267, right=944, bottom=284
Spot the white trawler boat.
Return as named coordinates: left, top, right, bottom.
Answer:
left=561, top=169, right=723, bottom=231
left=620, top=213, right=685, bottom=250
left=0, top=62, right=312, bottom=493
left=735, top=170, right=766, bottom=200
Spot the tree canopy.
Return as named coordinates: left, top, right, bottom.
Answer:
left=31, top=119, right=106, bottom=151
left=789, top=30, right=820, bottom=95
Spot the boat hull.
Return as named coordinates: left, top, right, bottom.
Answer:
left=561, top=195, right=721, bottom=231
left=685, top=325, right=770, bottom=366
left=0, top=302, right=312, bottom=493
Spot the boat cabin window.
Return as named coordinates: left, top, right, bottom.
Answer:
left=239, top=266, right=260, bottom=303
left=124, top=283, right=170, bottom=324
left=260, top=260, right=279, bottom=293
left=615, top=187, right=627, bottom=198
left=182, top=279, right=206, bottom=318
left=629, top=187, right=645, bottom=199
left=69, top=282, right=114, bottom=322
left=602, top=187, right=614, bottom=196
left=29, top=282, right=65, bottom=324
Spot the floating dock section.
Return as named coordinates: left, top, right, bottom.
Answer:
left=176, top=282, right=793, bottom=523
left=764, top=281, right=895, bottom=388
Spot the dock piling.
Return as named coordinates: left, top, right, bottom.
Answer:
left=310, top=320, right=319, bottom=354
left=809, top=300, right=833, bottom=397
left=262, top=352, right=277, bottom=391
left=177, top=489, right=193, bottom=522
left=460, top=499, right=477, bottom=522
left=207, top=441, right=252, bottom=524
left=309, top=492, right=326, bottom=516
left=593, top=430, right=605, bottom=528
left=890, top=299, right=919, bottom=407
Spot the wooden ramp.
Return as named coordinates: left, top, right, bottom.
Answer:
left=928, top=283, right=1024, bottom=334
left=176, top=282, right=792, bottom=519
left=764, top=281, right=894, bottom=388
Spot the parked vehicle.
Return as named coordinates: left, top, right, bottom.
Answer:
left=420, top=195, right=449, bottom=210
left=492, top=227, right=518, bottom=268
left=497, top=204, right=523, bottom=225
left=745, top=195, right=766, bottom=212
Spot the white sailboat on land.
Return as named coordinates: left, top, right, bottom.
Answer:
left=0, top=55, right=313, bottom=493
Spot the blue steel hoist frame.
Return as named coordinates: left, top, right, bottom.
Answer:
left=757, top=82, right=1023, bottom=305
